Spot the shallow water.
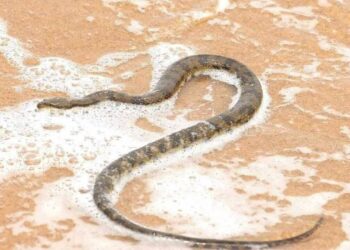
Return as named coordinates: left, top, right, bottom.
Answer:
left=0, top=1, right=349, bottom=249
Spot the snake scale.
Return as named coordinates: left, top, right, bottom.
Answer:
left=38, top=55, right=322, bottom=249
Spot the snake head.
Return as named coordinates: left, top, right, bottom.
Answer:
left=37, top=97, right=73, bottom=109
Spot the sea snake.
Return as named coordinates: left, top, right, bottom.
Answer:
left=37, top=55, right=322, bottom=249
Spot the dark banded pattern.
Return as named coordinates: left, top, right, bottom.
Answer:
left=38, top=55, right=322, bottom=249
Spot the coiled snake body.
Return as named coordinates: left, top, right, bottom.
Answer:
left=38, top=55, right=322, bottom=249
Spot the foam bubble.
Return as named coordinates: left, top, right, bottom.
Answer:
left=126, top=20, right=145, bottom=35
left=216, top=0, right=231, bottom=12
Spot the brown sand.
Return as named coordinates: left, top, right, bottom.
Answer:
left=0, top=0, right=349, bottom=249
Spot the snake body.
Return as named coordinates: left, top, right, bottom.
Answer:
left=38, top=55, right=322, bottom=249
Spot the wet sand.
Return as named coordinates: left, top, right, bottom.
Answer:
left=0, top=1, right=349, bottom=249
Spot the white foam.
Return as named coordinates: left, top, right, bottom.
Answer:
left=0, top=41, right=200, bottom=247
left=341, top=126, right=350, bottom=140
left=0, top=18, right=32, bottom=67
left=2, top=10, right=340, bottom=246
left=250, top=0, right=314, bottom=17
left=134, top=154, right=324, bottom=238
left=120, top=70, right=135, bottom=80
left=203, top=85, right=214, bottom=102
left=0, top=31, right=276, bottom=246
left=148, top=43, right=195, bottom=89
left=337, top=213, right=350, bottom=250
left=201, top=69, right=241, bottom=108
left=126, top=20, right=144, bottom=35
left=93, top=51, right=140, bottom=68
left=216, top=0, right=235, bottom=12
left=279, top=86, right=328, bottom=120
left=274, top=15, right=318, bottom=31
left=249, top=0, right=317, bottom=31
left=102, top=74, right=273, bottom=240
left=24, top=57, right=123, bottom=97
left=16, top=179, right=189, bottom=250
left=102, top=0, right=150, bottom=12
left=317, top=35, right=350, bottom=62
left=138, top=164, right=268, bottom=238
left=202, top=34, right=214, bottom=41
left=231, top=22, right=241, bottom=33
left=264, top=61, right=331, bottom=81
left=184, top=11, right=213, bottom=21
left=279, top=86, right=313, bottom=104
left=0, top=18, right=7, bottom=33
left=303, top=60, right=321, bottom=75
left=323, top=106, right=350, bottom=119
left=250, top=0, right=274, bottom=9
left=295, top=146, right=313, bottom=154
left=318, top=0, right=331, bottom=7
left=86, top=16, right=95, bottom=22
left=0, top=18, right=145, bottom=97
left=208, top=18, right=231, bottom=26
left=293, top=146, right=349, bottom=163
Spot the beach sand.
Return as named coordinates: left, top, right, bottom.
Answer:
left=0, top=1, right=349, bottom=249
